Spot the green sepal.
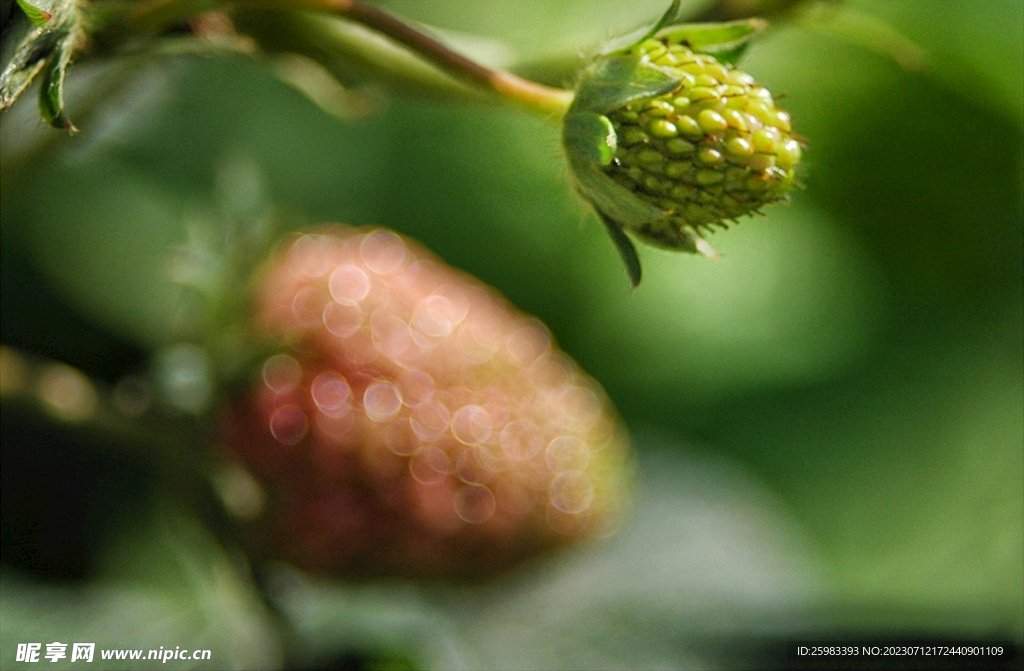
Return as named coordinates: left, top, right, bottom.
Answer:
left=561, top=111, right=648, bottom=285
left=655, top=19, right=767, bottom=65
left=562, top=49, right=682, bottom=286
left=0, top=0, right=80, bottom=129
left=569, top=54, right=678, bottom=115
left=600, top=0, right=688, bottom=56
left=15, top=0, right=52, bottom=27
left=563, top=111, right=617, bottom=166
left=598, top=212, right=642, bottom=288
left=0, top=57, right=47, bottom=108
left=37, top=28, right=75, bottom=130
left=601, top=0, right=766, bottom=66
left=567, top=155, right=667, bottom=232
left=1, top=18, right=58, bottom=108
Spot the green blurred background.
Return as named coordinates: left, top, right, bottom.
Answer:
left=2, top=0, right=1021, bottom=667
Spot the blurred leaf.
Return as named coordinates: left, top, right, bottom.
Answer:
left=795, top=2, right=927, bottom=72
left=718, top=310, right=1023, bottom=628
left=265, top=576, right=469, bottom=670
left=574, top=202, right=886, bottom=406
left=843, top=0, right=1024, bottom=124
left=1, top=54, right=393, bottom=348
left=0, top=502, right=283, bottom=670
left=746, top=18, right=1023, bottom=322
left=4, top=160, right=189, bottom=347
left=233, top=9, right=484, bottom=107
left=378, top=0, right=692, bottom=63
left=449, top=444, right=823, bottom=670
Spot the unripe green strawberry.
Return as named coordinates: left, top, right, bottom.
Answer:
left=562, top=16, right=803, bottom=284
left=604, top=38, right=800, bottom=248
left=223, top=226, right=629, bottom=580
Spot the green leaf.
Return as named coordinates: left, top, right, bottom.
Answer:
left=569, top=54, right=678, bottom=114
left=16, top=0, right=51, bottom=26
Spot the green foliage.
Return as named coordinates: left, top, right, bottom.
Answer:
left=1, top=0, right=1021, bottom=668
left=0, top=503, right=282, bottom=670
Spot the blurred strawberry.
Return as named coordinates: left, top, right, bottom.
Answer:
left=223, top=226, right=630, bottom=580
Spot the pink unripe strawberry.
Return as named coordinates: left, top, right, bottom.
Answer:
left=223, top=226, right=629, bottom=580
